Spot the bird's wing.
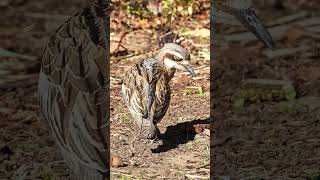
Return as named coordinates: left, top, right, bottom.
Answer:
left=38, top=1, right=109, bottom=178
left=153, top=75, right=171, bottom=123
left=122, top=58, right=161, bottom=119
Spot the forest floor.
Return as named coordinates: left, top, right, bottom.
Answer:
left=212, top=0, right=320, bottom=179
left=110, top=1, right=210, bottom=179
left=0, top=0, right=319, bottom=180
left=0, top=0, right=210, bottom=179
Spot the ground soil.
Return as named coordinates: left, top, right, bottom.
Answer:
left=1, top=0, right=319, bottom=180
left=110, top=1, right=210, bottom=179
left=212, top=1, right=320, bottom=179
left=0, top=0, right=210, bottom=179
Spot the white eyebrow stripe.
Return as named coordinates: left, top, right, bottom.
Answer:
left=164, top=58, right=179, bottom=69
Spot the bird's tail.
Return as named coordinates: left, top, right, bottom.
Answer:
left=60, top=147, right=109, bottom=180
left=79, top=164, right=108, bottom=180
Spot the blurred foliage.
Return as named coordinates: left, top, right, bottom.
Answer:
left=162, top=0, right=200, bottom=22
left=125, top=0, right=149, bottom=18
left=125, top=0, right=201, bottom=22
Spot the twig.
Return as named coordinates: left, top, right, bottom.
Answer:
left=195, top=163, right=210, bottom=169
left=0, top=74, right=38, bottom=89
left=267, top=11, right=307, bottom=26
left=110, top=170, right=133, bottom=177
left=262, top=46, right=310, bottom=58
left=185, top=174, right=209, bottom=179
left=225, top=16, right=320, bottom=43
left=24, top=12, right=70, bottom=21
left=111, top=31, right=129, bottom=54
left=0, top=48, right=37, bottom=61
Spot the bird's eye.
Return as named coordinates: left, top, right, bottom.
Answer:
left=174, top=56, right=182, bottom=61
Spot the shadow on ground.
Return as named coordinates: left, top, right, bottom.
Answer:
left=151, top=118, right=210, bottom=153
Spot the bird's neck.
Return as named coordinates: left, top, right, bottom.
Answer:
left=156, top=52, right=176, bottom=82
left=165, top=67, right=176, bottom=82
left=81, top=0, right=110, bottom=49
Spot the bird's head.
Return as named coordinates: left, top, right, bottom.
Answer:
left=156, top=43, right=196, bottom=77
left=221, top=0, right=275, bottom=49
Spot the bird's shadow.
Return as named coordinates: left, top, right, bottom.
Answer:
left=151, top=118, right=210, bottom=153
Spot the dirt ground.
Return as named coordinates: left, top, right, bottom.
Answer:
left=0, top=0, right=210, bottom=179
left=212, top=0, right=320, bottom=179
left=1, top=0, right=320, bottom=180
left=109, top=1, right=210, bottom=179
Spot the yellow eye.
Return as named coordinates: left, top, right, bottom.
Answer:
left=174, top=56, right=182, bottom=61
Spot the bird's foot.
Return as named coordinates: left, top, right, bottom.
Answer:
left=150, top=138, right=162, bottom=145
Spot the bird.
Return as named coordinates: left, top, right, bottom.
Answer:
left=38, top=0, right=110, bottom=179
left=121, top=43, right=196, bottom=140
left=214, top=0, right=275, bottom=49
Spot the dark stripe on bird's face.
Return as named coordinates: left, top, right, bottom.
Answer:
left=162, top=53, right=174, bottom=63
left=136, top=64, right=142, bottom=76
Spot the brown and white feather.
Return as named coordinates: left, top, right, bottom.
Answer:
left=121, top=58, right=170, bottom=123
left=121, top=43, right=192, bottom=139
left=38, top=0, right=110, bottom=179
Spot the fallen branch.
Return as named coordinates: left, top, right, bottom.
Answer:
left=262, top=46, right=310, bottom=58
left=267, top=11, right=307, bottom=26
left=0, top=48, right=37, bottom=61
left=24, top=12, right=70, bottom=21
left=185, top=174, right=209, bottom=179
left=0, top=74, right=38, bottom=90
left=111, top=31, right=129, bottom=55
left=224, top=16, right=320, bottom=43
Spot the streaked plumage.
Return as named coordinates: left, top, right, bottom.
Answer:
left=38, top=0, right=109, bottom=179
left=121, top=43, right=195, bottom=139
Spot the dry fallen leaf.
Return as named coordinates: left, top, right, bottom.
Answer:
left=110, top=155, right=124, bottom=168
left=191, top=124, right=210, bottom=134
left=286, top=25, right=305, bottom=44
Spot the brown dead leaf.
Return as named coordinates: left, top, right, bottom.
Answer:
left=286, top=25, right=305, bottom=44
left=191, top=124, right=210, bottom=134
left=178, top=74, right=192, bottom=82
left=110, top=155, right=124, bottom=168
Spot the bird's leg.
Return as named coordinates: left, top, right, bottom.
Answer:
left=129, top=125, right=138, bottom=149
left=129, top=117, right=144, bottom=148
left=150, top=123, right=161, bottom=144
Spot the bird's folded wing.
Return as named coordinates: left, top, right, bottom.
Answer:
left=122, top=66, right=149, bottom=117
left=122, top=58, right=161, bottom=118
left=39, top=4, right=109, bottom=174
left=152, top=76, right=170, bottom=122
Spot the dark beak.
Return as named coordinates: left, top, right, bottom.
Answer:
left=233, top=8, right=275, bottom=49
left=182, top=64, right=196, bottom=77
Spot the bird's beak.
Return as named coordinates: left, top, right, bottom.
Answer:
left=233, top=8, right=275, bottom=49
left=181, top=62, right=196, bottom=77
